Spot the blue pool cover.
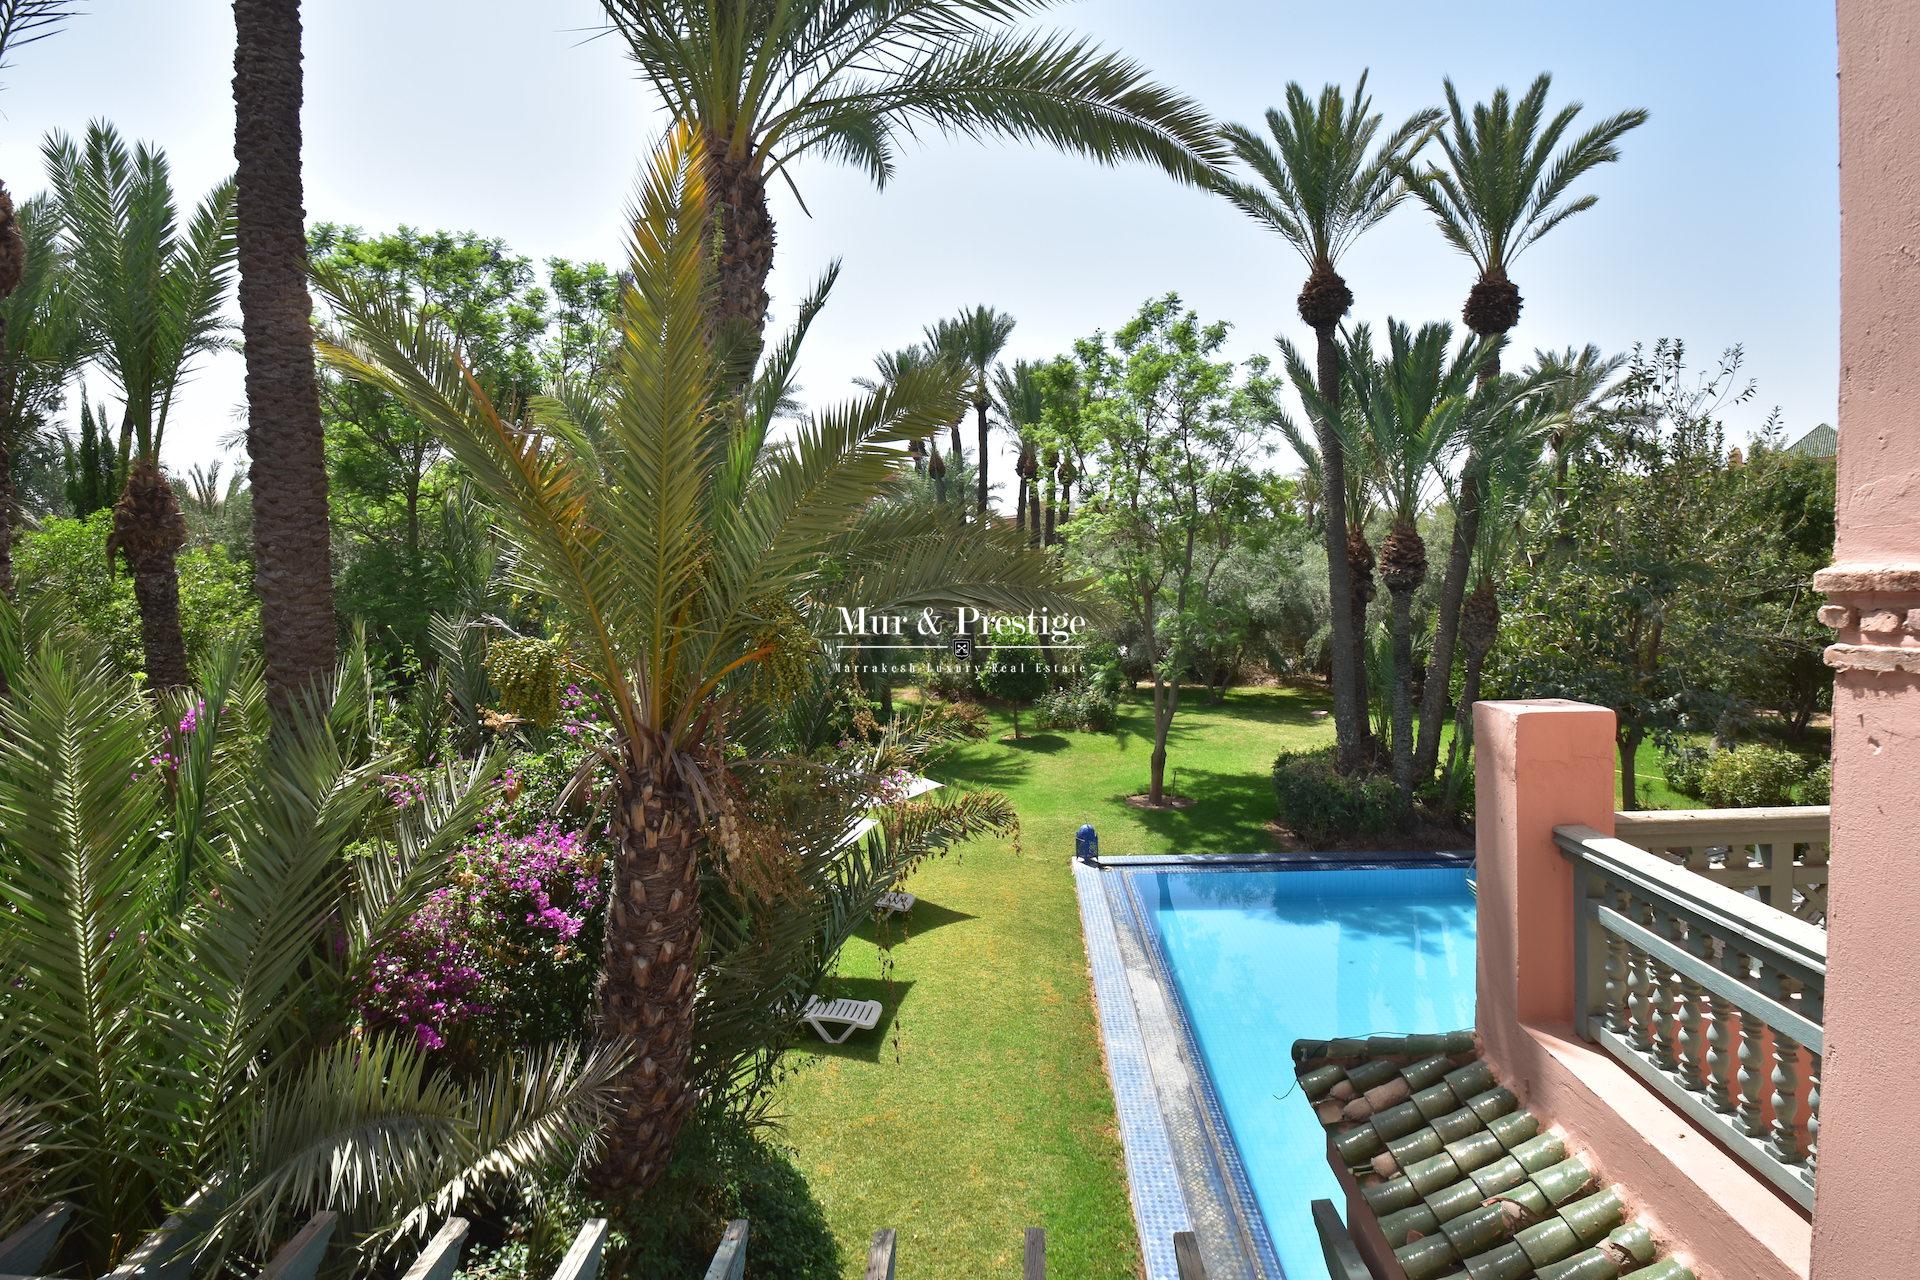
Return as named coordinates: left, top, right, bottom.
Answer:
left=1129, top=863, right=1476, bottom=1278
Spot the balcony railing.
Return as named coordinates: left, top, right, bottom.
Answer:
left=1614, top=806, right=1830, bottom=926
left=1555, top=821, right=1826, bottom=1210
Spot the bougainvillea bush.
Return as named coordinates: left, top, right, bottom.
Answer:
left=357, top=785, right=609, bottom=1066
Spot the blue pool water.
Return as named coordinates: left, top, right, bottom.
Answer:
left=1133, top=864, right=1476, bottom=1278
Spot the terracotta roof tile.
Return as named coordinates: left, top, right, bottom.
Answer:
left=1293, top=1032, right=1696, bottom=1280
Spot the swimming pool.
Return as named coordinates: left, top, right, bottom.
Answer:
left=1089, top=859, right=1476, bottom=1278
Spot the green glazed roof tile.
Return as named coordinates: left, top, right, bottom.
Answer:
left=1291, top=1031, right=1696, bottom=1280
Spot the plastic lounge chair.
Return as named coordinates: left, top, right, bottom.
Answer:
left=876, top=890, right=916, bottom=915
left=802, top=996, right=882, bottom=1044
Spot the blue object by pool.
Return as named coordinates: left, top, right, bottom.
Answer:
left=1076, top=823, right=1099, bottom=862
left=1133, top=863, right=1475, bottom=1278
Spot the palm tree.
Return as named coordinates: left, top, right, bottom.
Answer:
left=599, top=0, right=1223, bottom=375
left=994, top=358, right=1045, bottom=534
left=1438, top=387, right=1557, bottom=805
left=0, top=636, right=620, bottom=1265
left=1343, top=321, right=1486, bottom=797
left=0, top=2, right=80, bottom=603
left=316, top=125, right=1082, bottom=1198
left=44, top=124, right=237, bottom=691
left=233, top=0, right=337, bottom=718
left=926, top=306, right=1016, bottom=515
left=1216, top=74, right=1439, bottom=772
left=1404, top=74, right=1645, bottom=785
left=0, top=195, right=86, bottom=598
left=1533, top=343, right=1628, bottom=482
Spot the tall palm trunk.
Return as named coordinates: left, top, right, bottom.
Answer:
left=1015, top=441, right=1033, bottom=532
left=949, top=416, right=964, bottom=472
left=110, top=456, right=191, bottom=691
left=700, top=140, right=775, bottom=382
left=233, top=0, right=337, bottom=718
left=1441, top=576, right=1499, bottom=810
left=1412, top=285, right=1514, bottom=784
left=1042, top=448, right=1057, bottom=546
left=1302, top=261, right=1369, bottom=773
left=591, top=760, right=704, bottom=1196
left=1058, top=455, right=1074, bottom=536
left=974, top=395, right=990, bottom=513
left=1381, top=518, right=1427, bottom=797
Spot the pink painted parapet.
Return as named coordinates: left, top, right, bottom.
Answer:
left=1811, top=2, right=1920, bottom=1276
left=1475, top=700, right=1810, bottom=1280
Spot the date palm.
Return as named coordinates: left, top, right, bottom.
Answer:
left=1403, top=75, right=1644, bottom=786
left=599, top=0, right=1223, bottom=375
left=233, top=0, right=336, bottom=718
left=0, top=196, right=86, bottom=599
left=1215, top=74, right=1438, bottom=772
left=0, top=1, right=80, bottom=605
left=317, top=124, right=1082, bottom=1197
left=1342, top=321, right=1487, bottom=797
left=927, top=305, right=1015, bottom=515
left=43, top=123, right=237, bottom=691
left=994, top=357, right=1044, bottom=534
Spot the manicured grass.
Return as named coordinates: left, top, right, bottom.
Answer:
left=773, top=685, right=1335, bottom=1279
left=772, top=685, right=1822, bottom=1276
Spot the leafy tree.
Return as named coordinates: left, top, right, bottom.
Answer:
left=1490, top=342, right=1762, bottom=804
left=1216, top=74, right=1438, bottom=773
left=1726, top=433, right=1835, bottom=737
left=60, top=395, right=117, bottom=518
left=1404, top=74, right=1647, bottom=787
left=1068, top=294, right=1271, bottom=804
left=43, top=123, right=237, bottom=690
left=315, top=126, right=1083, bottom=1198
left=978, top=643, right=1048, bottom=737
left=599, top=0, right=1224, bottom=375
left=310, top=226, right=617, bottom=655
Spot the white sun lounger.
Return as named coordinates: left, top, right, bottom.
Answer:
left=802, top=996, right=883, bottom=1044
left=876, top=890, right=916, bottom=915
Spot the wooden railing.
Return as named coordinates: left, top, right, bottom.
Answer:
left=1614, top=806, right=1831, bottom=927
left=1557, top=823, right=1826, bottom=1210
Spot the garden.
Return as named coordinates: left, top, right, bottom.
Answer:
left=0, top=3, right=1836, bottom=1280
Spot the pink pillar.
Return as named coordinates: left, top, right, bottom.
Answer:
left=1811, top=2, right=1920, bottom=1274
left=1472, top=699, right=1616, bottom=1071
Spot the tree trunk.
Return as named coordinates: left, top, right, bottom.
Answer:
left=233, top=0, right=338, bottom=719
left=1149, top=676, right=1176, bottom=804
left=1313, top=323, right=1368, bottom=773
left=975, top=396, right=990, bottom=514
left=1015, top=472, right=1027, bottom=532
left=590, top=761, right=704, bottom=1198
left=110, top=457, right=191, bottom=691
left=1389, top=587, right=1416, bottom=798
left=1618, top=723, right=1644, bottom=807
left=1042, top=453, right=1057, bottom=546
left=950, top=417, right=964, bottom=469
left=1441, top=640, right=1490, bottom=812
left=700, top=140, right=775, bottom=387
left=1412, top=343, right=1507, bottom=785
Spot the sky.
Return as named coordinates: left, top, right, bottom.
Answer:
left=2, top=0, right=1840, bottom=495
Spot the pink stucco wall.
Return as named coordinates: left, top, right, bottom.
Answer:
left=1474, top=700, right=1811, bottom=1280
left=1810, top=3, right=1920, bottom=1275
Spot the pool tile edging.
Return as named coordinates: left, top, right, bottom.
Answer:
left=1073, top=858, right=1193, bottom=1280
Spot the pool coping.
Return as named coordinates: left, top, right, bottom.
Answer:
left=1073, top=850, right=1474, bottom=1280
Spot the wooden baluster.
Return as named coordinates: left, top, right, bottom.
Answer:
left=1703, top=936, right=1735, bottom=1118
left=1731, top=948, right=1767, bottom=1139
left=1625, top=900, right=1652, bottom=1055
left=1805, top=1054, right=1821, bottom=1183
left=1768, top=1026, right=1803, bottom=1165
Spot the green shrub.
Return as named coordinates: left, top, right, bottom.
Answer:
left=602, top=1114, right=838, bottom=1280
left=1034, top=681, right=1117, bottom=733
left=1800, top=759, right=1832, bottom=805
left=1662, top=744, right=1711, bottom=797
left=1271, top=747, right=1403, bottom=846
left=1696, top=744, right=1811, bottom=808
left=12, top=511, right=259, bottom=678
left=976, top=645, right=1049, bottom=737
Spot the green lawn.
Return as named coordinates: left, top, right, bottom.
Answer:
left=772, top=685, right=1336, bottom=1279
left=770, top=684, right=1805, bottom=1277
